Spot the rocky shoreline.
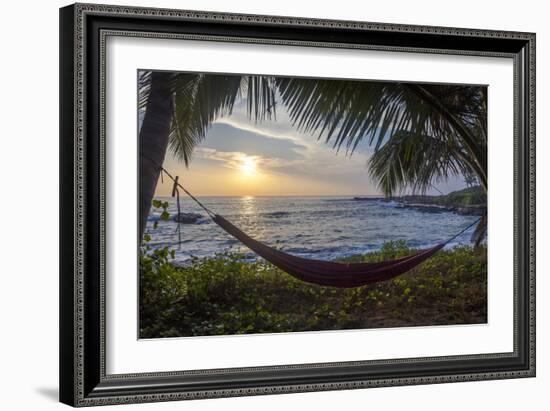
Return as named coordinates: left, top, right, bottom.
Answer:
left=395, top=201, right=486, bottom=216
left=353, top=187, right=487, bottom=217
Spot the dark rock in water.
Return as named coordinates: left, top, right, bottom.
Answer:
left=172, top=212, right=203, bottom=224
left=456, top=205, right=487, bottom=216
left=400, top=202, right=486, bottom=216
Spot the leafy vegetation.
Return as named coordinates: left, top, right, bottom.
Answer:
left=399, top=185, right=486, bottom=207
left=139, top=241, right=487, bottom=339
left=441, top=185, right=486, bottom=206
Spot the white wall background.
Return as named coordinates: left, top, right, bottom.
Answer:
left=0, top=0, right=545, bottom=409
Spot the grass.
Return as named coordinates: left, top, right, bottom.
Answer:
left=139, top=241, right=487, bottom=339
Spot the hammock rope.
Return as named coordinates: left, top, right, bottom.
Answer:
left=142, top=155, right=482, bottom=288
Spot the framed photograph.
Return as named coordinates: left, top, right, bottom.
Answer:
left=59, top=3, right=535, bottom=407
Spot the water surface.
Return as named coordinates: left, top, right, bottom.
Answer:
left=146, top=196, right=479, bottom=262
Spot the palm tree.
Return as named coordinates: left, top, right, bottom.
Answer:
left=138, top=71, right=276, bottom=241
left=139, top=73, right=487, bottom=244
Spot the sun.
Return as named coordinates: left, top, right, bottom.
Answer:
left=239, top=156, right=258, bottom=176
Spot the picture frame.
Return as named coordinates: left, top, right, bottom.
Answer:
left=59, top=2, right=535, bottom=407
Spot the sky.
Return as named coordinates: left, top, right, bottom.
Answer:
left=153, top=90, right=468, bottom=197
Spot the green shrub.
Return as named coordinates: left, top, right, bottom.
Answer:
left=139, top=241, right=487, bottom=338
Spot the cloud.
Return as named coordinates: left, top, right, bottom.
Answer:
left=201, top=122, right=307, bottom=161
left=195, top=147, right=299, bottom=174
left=214, top=95, right=377, bottom=157
left=194, top=116, right=375, bottom=183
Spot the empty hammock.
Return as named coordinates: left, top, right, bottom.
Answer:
left=148, top=157, right=480, bottom=288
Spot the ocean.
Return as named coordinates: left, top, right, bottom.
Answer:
left=145, top=196, right=479, bottom=262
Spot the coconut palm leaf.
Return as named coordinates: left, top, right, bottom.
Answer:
left=244, top=75, right=277, bottom=122
left=368, top=130, right=471, bottom=195
left=138, top=70, right=152, bottom=109
left=168, top=73, right=242, bottom=165
left=275, top=78, right=487, bottom=190
left=404, top=84, right=487, bottom=188
left=148, top=73, right=278, bottom=166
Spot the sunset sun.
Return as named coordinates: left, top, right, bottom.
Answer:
left=239, top=156, right=257, bottom=176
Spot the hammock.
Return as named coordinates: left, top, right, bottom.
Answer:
left=145, top=157, right=480, bottom=288
left=212, top=214, right=450, bottom=288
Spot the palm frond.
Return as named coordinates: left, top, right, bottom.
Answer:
left=168, top=74, right=204, bottom=166
left=277, top=79, right=428, bottom=152
left=138, top=70, right=153, bottom=110
left=167, top=73, right=279, bottom=166
left=276, top=78, right=487, bottom=189
left=368, top=130, right=471, bottom=196
left=167, top=73, right=243, bottom=165
left=244, top=75, right=277, bottom=122
left=404, top=84, right=487, bottom=188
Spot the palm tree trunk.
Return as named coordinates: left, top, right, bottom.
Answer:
left=139, top=72, right=172, bottom=243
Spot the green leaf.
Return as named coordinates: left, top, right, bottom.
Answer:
left=160, top=211, right=170, bottom=221
left=143, top=233, right=151, bottom=242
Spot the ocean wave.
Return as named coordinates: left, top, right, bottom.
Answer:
left=380, top=200, right=402, bottom=208
left=145, top=196, right=480, bottom=262
left=322, top=198, right=355, bottom=202
left=281, top=247, right=331, bottom=255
